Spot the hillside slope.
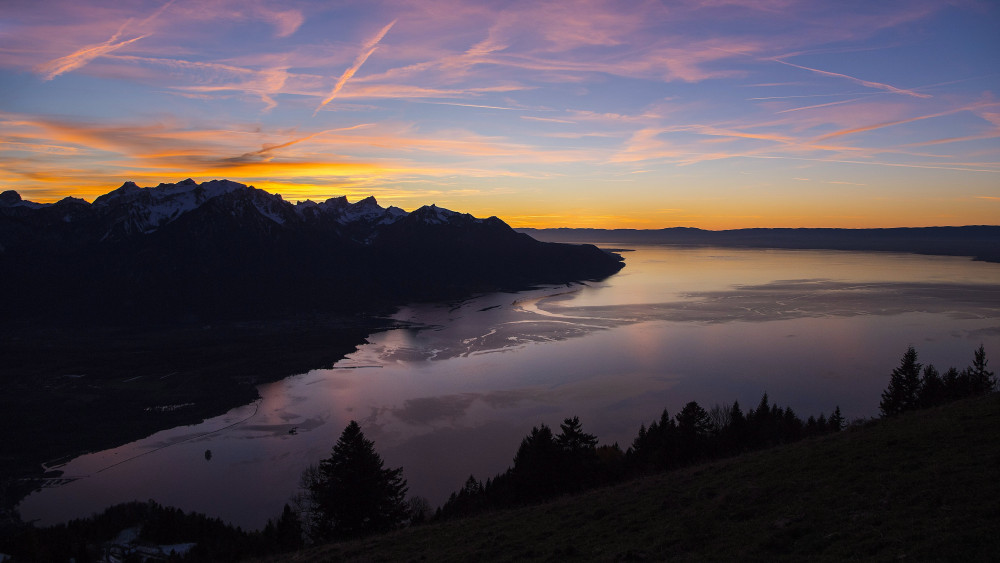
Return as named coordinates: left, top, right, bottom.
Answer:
left=273, top=393, right=999, bottom=562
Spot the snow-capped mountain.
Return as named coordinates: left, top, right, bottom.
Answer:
left=0, top=179, right=623, bottom=324
left=0, top=178, right=497, bottom=245
left=295, top=195, right=408, bottom=226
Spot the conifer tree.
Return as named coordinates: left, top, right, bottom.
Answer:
left=439, top=476, right=486, bottom=518
left=272, top=504, right=303, bottom=551
left=675, top=401, right=712, bottom=461
left=556, top=416, right=598, bottom=453
left=918, top=364, right=945, bottom=408
left=781, top=406, right=803, bottom=442
left=511, top=424, right=562, bottom=500
left=748, top=393, right=777, bottom=447
left=942, top=366, right=962, bottom=400
left=829, top=406, right=844, bottom=432
left=627, top=409, right=676, bottom=471
left=805, top=415, right=818, bottom=434
left=719, top=401, right=747, bottom=452
left=302, top=421, right=408, bottom=541
left=556, top=416, right=600, bottom=491
left=969, top=344, right=995, bottom=393
left=880, top=346, right=922, bottom=417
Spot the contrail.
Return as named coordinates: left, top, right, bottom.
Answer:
left=36, top=0, right=173, bottom=81
left=37, top=30, right=147, bottom=80
left=776, top=97, right=866, bottom=114
left=314, top=20, right=397, bottom=115
left=773, top=59, right=931, bottom=99
left=138, top=0, right=176, bottom=28
left=815, top=103, right=988, bottom=141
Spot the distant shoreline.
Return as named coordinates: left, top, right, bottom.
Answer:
left=517, top=226, right=1000, bottom=263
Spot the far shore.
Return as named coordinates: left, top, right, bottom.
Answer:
left=517, top=226, right=1000, bottom=263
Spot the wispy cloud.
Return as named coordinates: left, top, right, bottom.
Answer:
left=227, top=125, right=373, bottom=163
left=257, top=7, right=304, bottom=38
left=169, top=65, right=291, bottom=111
left=314, top=19, right=397, bottom=115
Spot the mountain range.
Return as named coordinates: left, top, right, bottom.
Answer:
left=0, top=180, right=623, bottom=324
left=518, top=226, right=1000, bottom=263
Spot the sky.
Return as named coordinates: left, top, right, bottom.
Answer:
left=1, top=0, right=998, bottom=229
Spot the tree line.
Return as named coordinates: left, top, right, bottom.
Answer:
left=1, top=345, right=992, bottom=560
left=880, top=344, right=994, bottom=416
left=433, top=395, right=846, bottom=521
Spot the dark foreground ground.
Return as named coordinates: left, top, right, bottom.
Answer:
left=0, top=315, right=389, bottom=513
left=266, top=393, right=1000, bottom=562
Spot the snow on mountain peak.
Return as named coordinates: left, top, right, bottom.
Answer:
left=292, top=195, right=411, bottom=230
left=383, top=206, right=407, bottom=224
left=5, top=180, right=499, bottom=244
left=91, top=179, right=262, bottom=238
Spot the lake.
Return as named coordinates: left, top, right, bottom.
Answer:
left=19, top=245, right=1000, bottom=529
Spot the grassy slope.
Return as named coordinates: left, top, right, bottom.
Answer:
left=272, top=393, right=999, bottom=562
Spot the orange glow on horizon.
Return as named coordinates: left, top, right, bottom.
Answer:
left=8, top=176, right=998, bottom=231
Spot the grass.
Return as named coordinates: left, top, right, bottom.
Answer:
left=266, top=393, right=1000, bottom=562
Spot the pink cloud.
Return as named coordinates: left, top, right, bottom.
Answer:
left=258, top=8, right=304, bottom=38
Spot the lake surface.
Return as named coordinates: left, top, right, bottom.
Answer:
left=20, top=245, right=1000, bottom=529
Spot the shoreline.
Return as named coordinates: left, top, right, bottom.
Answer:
left=0, top=314, right=393, bottom=520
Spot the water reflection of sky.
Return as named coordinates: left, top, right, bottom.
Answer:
left=20, top=247, right=1000, bottom=529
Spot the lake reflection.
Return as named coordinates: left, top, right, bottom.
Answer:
left=19, top=246, right=1000, bottom=529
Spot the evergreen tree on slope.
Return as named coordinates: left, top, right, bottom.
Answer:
left=880, top=346, right=922, bottom=417
left=303, top=421, right=408, bottom=541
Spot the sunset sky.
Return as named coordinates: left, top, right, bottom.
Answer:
left=1, top=0, right=998, bottom=228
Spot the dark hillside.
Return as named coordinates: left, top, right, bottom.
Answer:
left=269, top=393, right=1000, bottom=562
left=0, top=182, right=624, bottom=324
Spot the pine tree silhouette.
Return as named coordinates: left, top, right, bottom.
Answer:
left=880, top=346, right=922, bottom=417
left=303, top=421, right=408, bottom=541
left=969, top=344, right=995, bottom=393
